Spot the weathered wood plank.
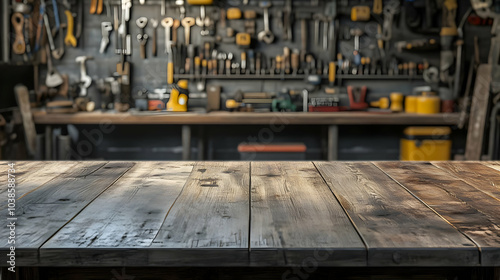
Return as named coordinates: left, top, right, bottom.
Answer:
left=375, top=161, right=500, bottom=266
left=482, top=161, right=500, bottom=172
left=39, top=162, right=194, bottom=266
left=314, top=161, right=479, bottom=267
left=0, top=162, right=80, bottom=200
left=250, top=162, right=366, bottom=266
left=150, top=162, right=250, bottom=266
left=0, top=161, right=134, bottom=266
left=433, top=161, right=500, bottom=200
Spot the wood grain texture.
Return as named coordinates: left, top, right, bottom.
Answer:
left=32, top=111, right=461, bottom=125
left=375, top=161, right=500, bottom=266
left=39, top=162, right=194, bottom=266
left=150, top=162, right=250, bottom=266
left=432, top=161, right=500, bottom=201
left=465, top=64, right=491, bottom=160
left=314, top=161, right=478, bottom=267
left=250, top=162, right=366, bottom=266
left=482, top=161, right=500, bottom=172
left=15, top=85, right=37, bottom=156
left=0, top=162, right=134, bottom=266
left=0, top=162, right=79, bottom=200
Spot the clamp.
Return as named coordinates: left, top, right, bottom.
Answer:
left=347, top=86, right=368, bottom=110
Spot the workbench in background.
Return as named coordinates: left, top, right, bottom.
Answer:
left=33, top=111, right=461, bottom=160
left=0, top=161, right=499, bottom=279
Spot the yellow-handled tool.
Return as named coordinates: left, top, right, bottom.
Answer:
left=64, top=10, right=77, bottom=47
left=90, top=0, right=103, bottom=14
left=373, top=0, right=383, bottom=15
left=167, top=80, right=189, bottom=112
left=328, top=62, right=336, bottom=87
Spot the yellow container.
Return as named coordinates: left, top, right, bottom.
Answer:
left=390, top=92, right=404, bottom=112
left=405, top=95, right=418, bottom=113
left=401, top=127, right=452, bottom=161
left=416, top=92, right=440, bottom=114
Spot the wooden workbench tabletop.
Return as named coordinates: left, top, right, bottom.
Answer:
left=0, top=161, right=499, bottom=267
left=32, top=111, right=460, bottom=125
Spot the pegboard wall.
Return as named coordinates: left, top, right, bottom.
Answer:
left=5, top=0, right=485, bottom=110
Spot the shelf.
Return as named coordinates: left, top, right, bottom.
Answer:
left=173, top=74, right=424, bottom=81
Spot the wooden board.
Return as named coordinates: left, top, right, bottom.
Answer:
left=0, top=162, right=134, bottom=266
left=465, top=64, right=492, bottom=160
left=0, top=162, right=80, bottom=200
left=149, top=162, right=250, bottom=266
left=432, top=161, right=500, bottom=200
left=375, top=161, right=500, bottom=266
left=250, top=162, right=366, bottom=266
left=15, top=85, right=37, bottom=157
left=314, top=161, right=479, bottom=266
left=39, top=162, right=194, bottom=266
left=32, top=111, right=461, bottom=125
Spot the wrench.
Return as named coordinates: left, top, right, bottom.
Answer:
left=182, top=17, right=195, bottom=45
left=75, top=56, right=93, bottom=96
left=99, top=22, right=113, bottom=54
left=136, top=17, right=149, bottom=59
left=258, top=1, right=274, bottom=44
left=322, top=16, right=329, bottom=51
left=45, top=46, right=63, bottom=87
left=313, top=13, right=323, bottom=46
left=11, top=13, right=25, bottom=55
left=62, top=0, right=77, bottom=47
left=161, top=17, right=173, bottom=53
left=381, top=1, right=400, bottom=42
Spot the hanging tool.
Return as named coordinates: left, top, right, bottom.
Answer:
left=162, top=17, right=174, bottom=53
left=75, top=0, right=83, bottom=40
left=381, top=0, right=400, bottom=42
left=258, top=1, right=274, bottom=44
left=283, top=0, right=293, bottom=41
left=11, top=13, right=26, bottom=55
left=34, top=1, right=47, bottom=52
left=99, top=22, right=113, bottom=54
left=45, top=46, right=64, bottom=87
left=76, top=56, right=93, bottom=96
left=50, top=0, right=61, bottom=31
left=52, top=24, right=66, bottom=59
left=182, top=17, right=195, bottom=45
left=62, top=0, right=77, bottom=47
left=350, top=28, right=363, bottom=73
left=90, top=0, right=103, bottom=15
left=136, top=17, right=149, bottom=59
left=151, top=19, right=158, bottom=57
left=118, top=0, right=132, bottom=61
left=373, top=0, right=383, bottom=15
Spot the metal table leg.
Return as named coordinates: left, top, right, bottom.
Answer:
left=327, top=125, right=338, bottom=161
left=198, top=126, right=205, bottom=160
left=45, top=125, right=53, bottom=160
left=182, top=125, right=191, bottom=160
